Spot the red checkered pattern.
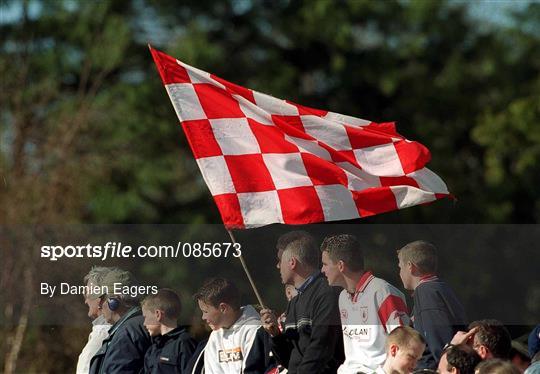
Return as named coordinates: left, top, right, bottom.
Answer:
left=151, top=48, right=451, bottom=228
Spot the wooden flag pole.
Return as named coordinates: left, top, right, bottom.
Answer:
left=226, top=228, right=266, bottom=309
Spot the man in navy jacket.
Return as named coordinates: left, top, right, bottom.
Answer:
left=89, top=269, right=151, bottom=374
left=260, top=231, right=344, bottom=374
left=397, top=240, right=467, bottom=370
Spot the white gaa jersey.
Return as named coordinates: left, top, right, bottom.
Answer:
left=204, top=305, right=262, bottom=374
left=338, top=272, right=409, bottom=374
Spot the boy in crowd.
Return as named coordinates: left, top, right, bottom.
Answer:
left=89, top=268, right=151, bottom=374
left=375, top=326, right=426, bottom=374
left=260, top=231, right=344, bottom=374
left=195, top=277, right=273, bottom=373
left=397, top=240, right=467, bottom=369
left=142, top=289, right=197, bottom=373
left=321, top=234, right=409, bottom=374
left=77, top=266, right=112, bottom=374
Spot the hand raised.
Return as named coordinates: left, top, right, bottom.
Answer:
left=450, top=326, right=479, bottom=346
left=260, top=308, right=280, bottom=337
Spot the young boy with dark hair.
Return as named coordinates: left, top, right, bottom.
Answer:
left=142, top=288, right=197, bottom=374
left=397, top=240, right=467, bottom=370
left=195, top=278, right=273, bottom=374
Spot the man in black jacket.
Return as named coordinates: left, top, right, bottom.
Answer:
left=89, top=268, right=151, bottom=374
left=260, top=231, right=344, bottom=374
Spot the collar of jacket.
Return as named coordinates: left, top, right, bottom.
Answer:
left=153, top=326, right=188, bottom=347
left=296, top=271, right=322, bottom=294
left=107, top=306, right=141, bottom=337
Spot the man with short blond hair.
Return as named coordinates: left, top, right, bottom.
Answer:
left=397, top=240, right=467, bottom=370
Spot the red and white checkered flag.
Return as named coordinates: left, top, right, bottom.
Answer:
left=151, top=48, right=451, bottom=228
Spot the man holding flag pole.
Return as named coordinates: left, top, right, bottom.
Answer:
left=260, top=231, right=344, bottom=373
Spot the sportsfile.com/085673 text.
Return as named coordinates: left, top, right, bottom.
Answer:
left=40, top=242, right=242, bottom=261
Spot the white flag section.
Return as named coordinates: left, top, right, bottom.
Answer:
left=151, top=47, right=451, bottom=228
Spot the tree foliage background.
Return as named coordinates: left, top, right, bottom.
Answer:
left=1, top=0, right=539, bottom=372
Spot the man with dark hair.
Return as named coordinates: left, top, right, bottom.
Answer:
left=468, top=320, right=512, bottom=360
left=451, top=320, right=512, bottom=361
left=142, top=289, right=197, bottom=373
left=260, top=231, right=344, bottom=374
left=89, top=268, right=151, bottom=374
left=437, top=344, right=481, bottom=374
left=322, top=234, right=409, bottom=373
left=195, top=278, right=273, bottom=373
left=397, top=240, right=467, bottom=369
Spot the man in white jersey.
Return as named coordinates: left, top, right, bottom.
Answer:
left=321, top=234, right=410, bottom=374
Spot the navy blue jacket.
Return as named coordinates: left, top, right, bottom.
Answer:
left=413, top=279, right=467, bottom=369
left=89, top=307, right=151, bottom=374
left=185, top=339, right=207, bottom=374
left=245, top=326, right=277, bottom=374
left=143, top=326, right=197, bottom=374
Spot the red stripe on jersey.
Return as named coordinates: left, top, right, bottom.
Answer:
left=377, top=294, right=408, bottom=328
left=351, top=271, right=374, bottom=302
left=419, top=274, right=438, bottom=284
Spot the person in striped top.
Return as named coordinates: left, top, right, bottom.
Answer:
left=321, top=234, right=410, bottom=374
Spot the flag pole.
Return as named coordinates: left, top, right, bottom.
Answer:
left=226, top=228, right=266, bottom=309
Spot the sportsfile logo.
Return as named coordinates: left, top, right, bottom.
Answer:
left=218, top=347, right=243, bottom=363
left=40, top=242, right=241, bottom=261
